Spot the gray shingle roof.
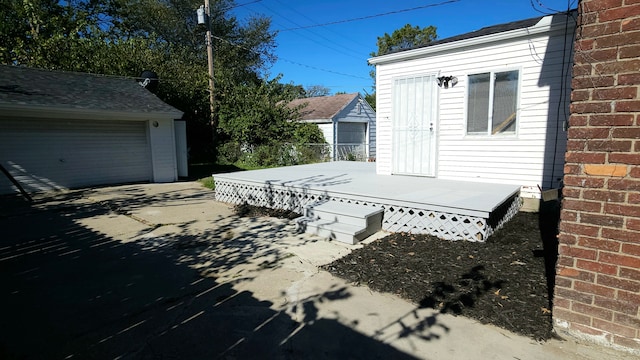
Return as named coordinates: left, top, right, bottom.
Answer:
left=0, top=65, right=182, bottom=116
left=288, top=93, right=359, bottom=121
left=387, top=15, right=545, bottom=55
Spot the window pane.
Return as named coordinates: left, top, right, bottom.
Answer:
left=467, top=73, right=490, bottom=134
left=491, top=71, right=518, bottom=134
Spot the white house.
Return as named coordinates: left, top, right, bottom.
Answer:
left=288, top=93, right=376, bottom=161
left=0, top=65, right=187, bottom=195
left=369, top=12, right=575, bottom=210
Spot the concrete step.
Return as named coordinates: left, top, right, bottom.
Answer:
left=306, top=201, right=384, bottom=228
left=297, top=201, right=384, bottom=244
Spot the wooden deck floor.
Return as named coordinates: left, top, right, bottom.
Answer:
left=214, top=162, right=521, bottom=241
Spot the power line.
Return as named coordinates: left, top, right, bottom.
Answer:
left=278, top=0, right=461, bottom=32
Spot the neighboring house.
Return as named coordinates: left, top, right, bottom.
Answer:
left=369, top=12, right=576, bottom=210
left=288, top=93, right=376, bottom=161
left=0, top=65, right=187, bottom=195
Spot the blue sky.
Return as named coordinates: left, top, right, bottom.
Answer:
left=231, top=0, right=577, bottom=95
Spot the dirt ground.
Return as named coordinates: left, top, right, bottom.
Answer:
left=238, top=200, right=561, bottom=341
left=323, top=201, right=562, bottom=341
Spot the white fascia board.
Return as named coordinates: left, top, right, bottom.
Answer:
left=368, top=15, right=569, bottom=65
left=0, top=104, right=183, bottom=121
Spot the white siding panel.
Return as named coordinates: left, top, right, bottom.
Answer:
left=375, top=24, right=572, bottom=189
left=0, top=118, right=151, bottom=194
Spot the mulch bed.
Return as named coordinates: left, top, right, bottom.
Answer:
left=235, top=202, right=561, bottom=341
left=322, top=202, right=561, bottom=341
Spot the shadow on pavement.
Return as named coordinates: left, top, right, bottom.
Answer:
left=0, top=188, right=418, bottom=359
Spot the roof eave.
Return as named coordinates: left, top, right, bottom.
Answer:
left=0, top=104, right=183, bottom=121
left=368, top=15, right=569, bottom=65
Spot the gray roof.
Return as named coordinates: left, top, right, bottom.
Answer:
left=387, top=15, right=545, bottom=55
left=0, top=65, right=182, bottom=117
left=288, top=93, right=359, bottom=121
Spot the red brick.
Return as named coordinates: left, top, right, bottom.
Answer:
left=555, top=276, right=574, bottom=289
left=570, top=114, right=589, bottom=126
left=620, top=44, right=640, bottom=58
left=595, top=59, right=640, bottom=75
left=626, top=218, right=640, bottom=231
left=581, top=213, right=625, bottom=228
left=573, top=76, right=615, bottom=89
left=589, top=114, right=635, bottom=126
left=573, top=302, right=614, bottom=321
left=592, top=318, right=637, bottom=338
left=605, top=203, right=640, bottom=217
left=621, top=243, right=640, bottom=256
left=563, top=175, right=605, bottom=188
left=562, top=187, right=582, bottom=198
left=630, top=193, right=640, bottom=203
left=609, top=153, right=640, bottom=164
left=612, top=127, right=640, bottom=139
left=583, top=22, right=623, bottom=39
left=571, top=89, right=591, bottom=101
left=613, top=335, right=640, bottom=351
left=572, top=64, right=592, bottom=76
left=558, top=232, right=578, bottom=245
left=618, top=290, right=640, bottom=304
left=574, top=38, right=595, bottom=51
left=583, top=0, right=623, bottom=11
left=618, top=73, right=640, bottom=85
left=599, top=252, right=640, bottom=269
left=578, top=237, right=622, bottom=252
left=616, top=100, right=640, bottom=112
left=603, top=228, right=640, bottom=242
left=571, top=101, right=613, bottom=114
left=568, top=127, right=611, bottom=139
left=561, top=221, right=601, bottom=237
left=559, top=244, right=598, bottom=260
left=614, top=313, right=640, bottom=330
left=592, top=87, right=637, bottom=100
left=553, top=297, right=571, bottom=309
left=570, top=323, right=608, bottom=338
left=583, top=189, right=626, bottom=202
left=565, top=152, right=607, bottom=164
left=575, top=48, right=619, bottom=63
left=574, top=279, right=617, bottom=297
left=587, top=140, right=632, bottom=152
left=608, top=178, right=640, bottom=191
left=620, top=267, right=640, bottom=281
left=631, top=167, right=640, bottom=178
left=563, top=199, right=602, bottom=212
left=576, top=258, right=619, bottom=275
left=561, top=210, right=578, bottom=222
left=557, top=254, right=576, bottom=267
left=553, top=308, right=592, bottom=326
left=594, top=294, right=640, bottom=315
left=566, top=139, right=586, bottom=151
left=600, top=5, right=640, bottom=22
left=622, top=16, right=640, bottom=31
left=556, top=287, right=595, bottom=305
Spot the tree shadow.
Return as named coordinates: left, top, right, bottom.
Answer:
left=0, top=185, right=419, bottom=359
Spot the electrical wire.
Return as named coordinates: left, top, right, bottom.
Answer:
left=278, top=0, right=460, bottom=32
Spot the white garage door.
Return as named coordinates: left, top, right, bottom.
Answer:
left=0, top=118, right=152, bottom=194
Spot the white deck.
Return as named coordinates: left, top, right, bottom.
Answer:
left=214, top=161, right=521, bottom=241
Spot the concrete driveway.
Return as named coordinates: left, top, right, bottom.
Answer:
left=0, top=182, right=634, bottom=359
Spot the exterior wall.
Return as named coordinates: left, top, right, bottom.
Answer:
left=0, top=118, right=152, bottom=194
left=554, top=0, right=640, bottom=354
left=148, top=118, right=178, bottom=183
left=335, top=96, right=377, bottom=159
left=374, top=15, right=574, bottom=197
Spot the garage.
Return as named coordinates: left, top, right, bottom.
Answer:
left=0, top=65, right=185, bottom=195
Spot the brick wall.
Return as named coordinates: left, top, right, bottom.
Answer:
left=554, top=0, right=640, bottom=353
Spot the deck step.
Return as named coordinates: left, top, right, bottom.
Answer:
left=296, top=202, right=383, bottom=244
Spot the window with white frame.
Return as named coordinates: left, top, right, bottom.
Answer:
left=466, top=70, right=519, bottom=135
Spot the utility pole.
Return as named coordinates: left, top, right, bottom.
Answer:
left=198, top=1, right=216, bottom=138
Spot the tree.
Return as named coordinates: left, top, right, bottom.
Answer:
left=304, top=84, right=331, bottom=97
left=367, top=23, right=437, bottom=111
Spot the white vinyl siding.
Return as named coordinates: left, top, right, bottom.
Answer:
left=0, top=118, right=152, bottom=194
left=374, top=16, right=573, bottom=190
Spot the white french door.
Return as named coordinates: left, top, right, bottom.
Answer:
left=392, top=74, right=438, bottom=176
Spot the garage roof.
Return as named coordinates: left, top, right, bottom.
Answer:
left=288, top=93, right=359, bottom=122
left=0, top=65, right=183, bottom=120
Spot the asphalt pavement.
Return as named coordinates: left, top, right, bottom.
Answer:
left=0, top=182, right=635, bottom=359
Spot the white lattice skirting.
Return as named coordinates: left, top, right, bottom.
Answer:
left=215, top=179, right=521, bottom=242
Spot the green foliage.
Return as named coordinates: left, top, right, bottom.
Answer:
left=304, top=84, right=331, bottom=97
left=370, top=24, right=438, bottom=57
